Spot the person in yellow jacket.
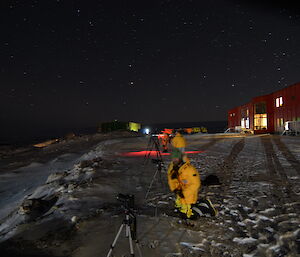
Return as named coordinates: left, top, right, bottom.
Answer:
left=161, top=132, right=169, bottom=153
left=167, top=149, right=201, bottom=219
left=171, top=131, right=186, bottom=153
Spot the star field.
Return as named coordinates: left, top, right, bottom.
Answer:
left=1, top=0, right=300, bottom=140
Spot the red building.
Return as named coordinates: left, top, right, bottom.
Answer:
left=228, top=82, right=300, bottom=134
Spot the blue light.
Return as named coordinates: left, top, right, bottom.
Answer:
left=144, top=128, right=150, bottom=134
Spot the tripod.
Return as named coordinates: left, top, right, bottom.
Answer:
left=106, top=199, right=142, bottom=257
left=143, top=135, right=167, bottom=200
left=145, top=159, right=166, bottom=199
left=143, top=135, right=164, bottom=165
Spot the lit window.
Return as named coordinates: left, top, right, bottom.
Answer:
left=275, top=96, right=283, bottom=107
left=241, top=118, right=250, bottom=129
left=254, top=114, right=267, bottom=130
left=245, top=117, right=250, bottom=129
left=277, top=118, right=284, bottom=127
left=241, top=118, right=245, bottom=128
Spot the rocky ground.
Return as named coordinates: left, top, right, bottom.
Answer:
left=0, top=132, right=299, bottom=257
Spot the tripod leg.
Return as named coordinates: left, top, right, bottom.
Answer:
left=106, top=224, right=125, bottom=257
left=154, top=140, right=166, bottom=185
left=125, top=214, right=130, bottom=237
left=135, top=241, right=143, bottom=257
left=143, top=137, right=154, bottom=165
left=145, top=169, right=159, bottom=199
left=127, top=225, right=135, bottom=256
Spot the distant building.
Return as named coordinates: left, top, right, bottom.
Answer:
left=98, top=121, right=141, bottom=133
left=228, top=82, right=300, bottom=134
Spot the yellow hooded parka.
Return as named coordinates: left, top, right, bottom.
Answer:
left=167, top=161, right=201, bottom=205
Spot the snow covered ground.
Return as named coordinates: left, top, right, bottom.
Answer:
left=0, top=132, right=299, bottom=257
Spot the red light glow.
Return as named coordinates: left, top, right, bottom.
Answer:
left=119, top=150, right=204, bottom=157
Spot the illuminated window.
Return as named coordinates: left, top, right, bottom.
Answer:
left=278, top=97, right=283, bottom=107
left=277, top=118, right=284, bottom=127
left=241, top=108, right=250, bottom=129
left=254, top=102, right=267, bottom=130
left=241, top=118, right=245, bottom=128
left=275, top=96, right=283, bottom=107
left=241, top=118, right=250, bottom=129
left=254, top=114, right=267, bottom=130
left=245, top=117, right=250, bottom=129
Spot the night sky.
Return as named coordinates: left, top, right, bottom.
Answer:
left=1, top=0, right=300, bottom=140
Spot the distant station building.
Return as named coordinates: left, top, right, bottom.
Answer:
left=99, top=121, right=141, bottom=133
left=228, top=82, right=300, bottom=134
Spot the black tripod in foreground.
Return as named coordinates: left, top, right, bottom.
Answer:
left=106, top=194, right=142, bottom=257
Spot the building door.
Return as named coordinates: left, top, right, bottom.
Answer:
left=254, top=102, right=267, bottom=130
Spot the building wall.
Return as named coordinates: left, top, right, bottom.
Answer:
left=240, top=102, right=253, bottom=130
left=252, top=94, right=274, bottom=134
left=273, top=83, right=300, bottom=132
left=228, top=106, right=241, bottom=130
left=228, top=82, right=300, bottom=134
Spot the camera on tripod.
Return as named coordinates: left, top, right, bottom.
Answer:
left=117, top=193, right=134, bottom=210
left=107, top=193, right=142, bottom=257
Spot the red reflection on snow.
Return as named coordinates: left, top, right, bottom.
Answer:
left=120, top=150, right=204, bottom=157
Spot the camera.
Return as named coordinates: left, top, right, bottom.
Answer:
left=117, top=193, right=134, bottom=210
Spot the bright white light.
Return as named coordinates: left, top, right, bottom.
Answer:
left=246, top=118, right=250, bottom=129
left=284, top=122, right=289, bottom=131
left=279, top=96, right=283, bottom=106
left=144, top=128, right=150, bottom=135
left=241, top=118, right=245, bottom=128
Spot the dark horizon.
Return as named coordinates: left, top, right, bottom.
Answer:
left=1, top=120, right=227, bottom=145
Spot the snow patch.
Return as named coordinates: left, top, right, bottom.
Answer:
left=233, top=237, right=257, bottom=245
left=257, top=215, right=274, bottom=222
left=180, top=242, right=205, bottom=251
left=79, top=139, right=121, bottom=161
left=259, top=208, right=275, bottom=215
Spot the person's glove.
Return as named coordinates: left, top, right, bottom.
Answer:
left=174, top=189, right=184, bottom=198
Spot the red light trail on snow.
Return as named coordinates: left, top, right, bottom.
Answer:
left=119, top=150, right=204, bottom=157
